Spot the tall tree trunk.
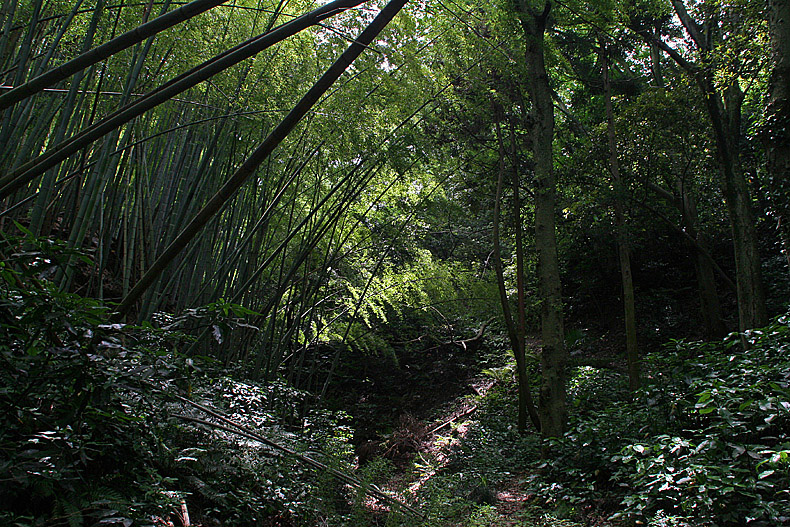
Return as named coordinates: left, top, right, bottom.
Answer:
left=691, top=237, right=728, bottom=338
left=765, top=0, right=790, bottom=271
left=492, top=107, right=540, bottom=433
left=705, top=80, right=768, bottom=332
left=602, top=42, right=639, bottom=391
left=645, top=35, right=726, bottom=339
left=635, top=2, right=769, bottom=333
left=680, top=185, right=728, bottom=338
left=515, top=0, right=567, bottom=440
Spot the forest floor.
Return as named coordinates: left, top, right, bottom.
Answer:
left=372, top=376, right=606, bottom=526
left=381, top=377, right=539, bottom=526
left=328, top=334, right=618, bottom=526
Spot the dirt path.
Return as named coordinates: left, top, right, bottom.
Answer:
left=365, top=376, right=549, bottom=526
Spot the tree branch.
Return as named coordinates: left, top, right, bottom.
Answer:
left=631, top=26, right=697, bottom=74
left=174, top=395, right=424, bottom=518
left=671, top=0, right=707, bottom=51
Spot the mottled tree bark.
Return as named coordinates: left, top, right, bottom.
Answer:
left=515, top=0, right=567, bottom=440
left=765, top=0, right=790, bottom=271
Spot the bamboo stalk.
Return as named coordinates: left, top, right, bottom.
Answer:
left=0, top=0, right=231, bottom=110
left=0, top=0, right=369, bottom=199
left=115, top=0, right=408, bottom=318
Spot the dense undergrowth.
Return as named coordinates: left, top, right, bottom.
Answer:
left=1, top=236, right=789, bottom=527
left=438, top=324, right=790, bottom=526
left=0, top=242, right=373, bottom=526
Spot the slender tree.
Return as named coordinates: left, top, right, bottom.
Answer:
left=492, top=103, right=541, bottom=433
left=602, top=40, right=639, bottom=390
left=513, top=0, right=568, bottom=439
left=633, top=0, right=768, bottom=332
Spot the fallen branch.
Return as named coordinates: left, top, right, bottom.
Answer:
left=428, top=405, right=479, bottom=436
left=446, top=317, right=496, bottom=351
left=173, top=395, right=424, bottom=518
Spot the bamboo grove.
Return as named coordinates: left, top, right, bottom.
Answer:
left=1, top=0, right=789, bottom=432
left=0, top=0, right=461, bottom=384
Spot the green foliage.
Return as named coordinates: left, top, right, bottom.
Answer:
left=334, top=248, right=499, bottom=356
left=0, top=240, right=369, bottom=526
left=526, top=316, right=790, bottom=526
left=1, top=0, right=788, bottom=525
left=468, top=504, right=501, bottom=526
left=0, top=258, right=187, bottom=524
left=482, top=350, right=517, bottom=382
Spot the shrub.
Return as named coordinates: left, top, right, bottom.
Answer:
left=611, top=322, right=790, bottom=525
left=0, top=241, right=361, bottom=526
left=526, top=316, right=790, bottom=526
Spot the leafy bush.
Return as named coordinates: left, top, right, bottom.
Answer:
left=0, top=238, right=367, bottom=526
left=0, top=255, right=189, bottom=525
left=527, top=316, right=790, bottom=526
left=611, top=323, right=790, bottom=525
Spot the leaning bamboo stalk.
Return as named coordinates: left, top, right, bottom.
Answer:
left=0, top=0, right=43, bottom=147
left=29, top=0, right=104, bottom=235
left=204, top=98, right=427, bottom=323
left=59, top=1, right=161, bottom=289
left=317, top=162, right=422, bottom=397
left=193, top=161, right=366, bottom=363
left=114, top=0, right=408, bottom=318
left=28, top=0, right=87, bottom=79
left=2, top=87, right=61, bottom=175
left=0, top=0, right=231, bottom=110
left=261, top=167, right=305, bottom=372
left=173, top=395, right=423, bottom=517
left=248, top=192, right=359, bottom=376
left=0, top=0, right=368, bottom=200
left=0, top=0, right=20, bottom=74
